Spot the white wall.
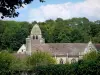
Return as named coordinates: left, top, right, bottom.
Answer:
left=55, top=56, right=79, bottom=64
left=17, top=44, right=26, bottom=54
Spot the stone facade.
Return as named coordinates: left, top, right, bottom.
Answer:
left=17, top=24, right=99, bottom=64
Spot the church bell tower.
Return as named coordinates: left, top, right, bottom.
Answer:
left=30, top=24, right=44, bottom=44
left=26, top=24, right=45, bottom=55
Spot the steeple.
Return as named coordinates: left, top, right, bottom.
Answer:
left=31, top=24, right=41, bottom=35
left=25, top=24, right=44, bottom=55
left=30, top=24, right=45, bottom=44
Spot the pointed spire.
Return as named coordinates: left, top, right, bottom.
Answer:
left=31, top=24, right=41, bottom=35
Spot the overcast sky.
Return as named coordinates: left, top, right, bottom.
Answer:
left=2, top=0, right=100, bottom=22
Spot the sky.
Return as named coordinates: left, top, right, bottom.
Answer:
left=2, top=0, right=100, bottom=22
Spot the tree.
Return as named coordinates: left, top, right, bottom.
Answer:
left=78, top=51, right=100, bottom=75
left=10, top=58, right=28, bottom=75
left=0, top=0, right=45, bottom=18
left=1, top=21, right=20, bottom=51
left=1, top=17, right=100, bottom=51
left=0, top=20, right=6, bottom=49
left=26, top=51, right=56, bottom=67
left=0, top=20, right=32, bottom=51
left=70, top=29, right=84, bottom=42
left=0, top=51, right=15, bottom=75
left=83, top=51, right=98, bottom=61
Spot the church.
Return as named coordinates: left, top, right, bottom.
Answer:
left=17, top=24, right=100, bottom=64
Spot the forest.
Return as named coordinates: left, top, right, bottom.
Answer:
left=0, top=17, right=100, bottom=51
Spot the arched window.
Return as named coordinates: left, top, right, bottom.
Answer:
left=33, top=35, right=35, bottom=39
left=71, top=58, right=76, bottom=63
left=36, top=35, right=38, bottom=39
left=60, top=58, right=64, bottom=64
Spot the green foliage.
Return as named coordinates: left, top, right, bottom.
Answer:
left=83, top=51, right=98, bottom=61
left=77, top=52, right=100, bottom=75
left=39, top=17, right=100, bottom=43
left=0, top=51, right=100, bottom=75
left=0, top=17, right=100, bottom=51
left=34, top=64, right=78, bottom=75
left=0, top=20, right=32, bottom=51
left=33, top=51, right=100, bottom=75
left=0, top=51, right=56, bottom=75
left=0, top=51, right=15, bottom=75
left=10, top=58, right=28, bottom=72
left=0, top=0, right=45, bottom=18
left=27, top=51, right=56, bottom=67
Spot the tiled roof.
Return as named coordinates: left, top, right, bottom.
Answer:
left=13, top=53, right=28, bottom=59
left=95, top=44, right=100, bottom=50
left=31, top=43, right=88, bottom=56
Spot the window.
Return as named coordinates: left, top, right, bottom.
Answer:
left=36, top=35, right=38, bottom=39
left=22, top=49, right=23, bottom=52
left=71, top=58, right=76, bottom=63
left=33, top=35, right=35, bottom=39
left=60, top=58, right=64, bottom=64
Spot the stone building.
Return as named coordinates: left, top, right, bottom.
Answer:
left=17, top=24, right=100, bottom=64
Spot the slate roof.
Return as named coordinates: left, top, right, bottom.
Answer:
left=16, top=43, right=100, bottom=58
left=31, top=43, right=88, bottom=56
left=95, top=44, right=100, bottom=50
left=13, top=53, right=28, bottom=59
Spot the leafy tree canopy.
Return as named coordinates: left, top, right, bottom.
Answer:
left=0, top=0, right=45, bottom=18
left=26, top=51, right=56, bottom=67
left=0, top=17, right=100, bottom=52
